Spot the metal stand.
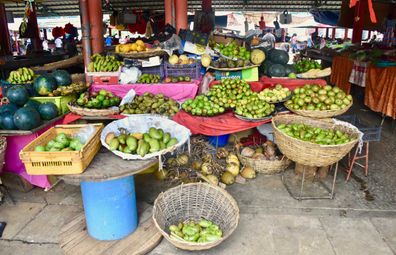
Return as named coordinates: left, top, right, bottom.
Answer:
left=281, top=162, right=339, bottom=201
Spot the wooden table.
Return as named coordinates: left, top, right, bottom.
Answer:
left=61, top=149, right=158, bottom=240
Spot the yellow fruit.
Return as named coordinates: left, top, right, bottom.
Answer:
left=201, top=54, right=211, bottom=67
left=251, top=49, right=266, bottom=65
left=120, top=44, right=129, bottom=53
left=136, top=45, right=145, bottom=52
left=169, top=55, right=179, bottom=65
left=136, top=39, right=145, bottom=47
left=129, top=43, right=138, bottom=52
left=115, top=45, right=121, bottom=53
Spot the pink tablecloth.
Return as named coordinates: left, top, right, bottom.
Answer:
left=260, top=76, right=327, bottom=90
left=90, top=81, right=200, bottom=102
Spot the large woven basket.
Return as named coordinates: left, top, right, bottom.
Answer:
left=237, top=147, right=291, bottom=174
left=272, top=114, right=361, bottom=167
left=153, top=183, right=239, bottom=251
left=67, top=102, right=119, bottom=117
left=0, top=136, right=7, bottom=173
left=285, top=102, right=352, bottom=119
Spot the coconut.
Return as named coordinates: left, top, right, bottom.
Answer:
left=226, top=153, right=240, bottom=167
left=191, top=160, right=202, bottom=171
left=221, top=172, right=235, bottom=185
left=240, top=166, right=256, bottom=179
left=206, top=174, right=219, bottom=185
left=241, top=147, right=255, bottom=157
left=154, top=169, right=168, bottom=180
left=226, top=163, right=240, bottom=176
left=201, top=162, right=213, bottom=175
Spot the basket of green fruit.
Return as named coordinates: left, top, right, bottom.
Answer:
left=284, top=84, right=352, bottom=118
left=272, top=114, right=362, bottom=167
left=153, top=182, right=239, bottom=251
left=258, top=84, right=292, bottom=103
left=101, top=115, right=191, bottom=160
left=67, top=89, right=121, bottom=117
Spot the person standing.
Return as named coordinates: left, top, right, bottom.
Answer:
left=291, top=33, right=298, bottom=53
left=307, top=34, right=314, bottom=48
left=42, top=39, right=49, bottom=51
left=54, top=37, right=63, bottom=51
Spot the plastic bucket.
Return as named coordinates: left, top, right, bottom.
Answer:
left=81, top=176, right=138, bottom=240
left=208, top=134, right=230, bottom=147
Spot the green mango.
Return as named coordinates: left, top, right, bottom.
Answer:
left=118, top=134, right=127, bottom=144
left=166, top=138, right=178, bottom=148
left=159, top=141, right=166, bottom=150
left=163, top=132, right=171, bottom=144
left=109, top=138, right=119, bottom=151
left=148, top=139, right=160, bottom=153
left=157, top=129, right=164, bottom=139
left=143, top=133, right=152, bottom=143
left=126, top=136, right=138, bottom=151
left=123, top=146, right=132, bottom=154
left=149, top=127, right=162, bottom=140
left=138, top=141, right=150, bottom=157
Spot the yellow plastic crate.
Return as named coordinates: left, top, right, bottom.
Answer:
left=31, top=94, right=77, bottom=114
left=19, top=124, right=103, bottom=175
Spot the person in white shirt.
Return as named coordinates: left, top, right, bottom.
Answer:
left=42, top=39, right=49, bottom=51
left=54, top=37, right=63, bottom=50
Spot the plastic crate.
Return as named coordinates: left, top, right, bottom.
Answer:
left=336, top=114, right=381, bottom=142
left=164, top=61, right=202, bottom=80
left=140, top=64, right=165, bottom=79
left=19, top=124, right=103, bottom=175
left=31, top=94, right=77, bottom=114
left=86, top=67, right=121, bottom=85
left=1, top=80, right=36, bottom=97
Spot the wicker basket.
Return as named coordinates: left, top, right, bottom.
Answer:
left=153, top=183, right=239, bottom=251
left=272, top=114, right=361, bottom=167
left=0, top=136, right=7, bottom=173
left=117, top=49, right=166, bottom=59
left=237, top=147, right=291, bottom=174
left=67, top=103, right=119, bottom=117
left=285, top=102, right=352, bottom=119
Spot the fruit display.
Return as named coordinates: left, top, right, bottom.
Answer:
left=258, top=84, right=291, bottom=103
left=215, top=41, right=251, bottom=61
left=163, top=76, right=192, bottom=83
left=33, top=74, right=58, bottom=96
left=137, top=74, right=161, bottom=84
left=240, top=140, right=282, bottom=161
left=87, top=54, right=122, bottom=72
left=168, top=219, right=222, bottom=243
left=7, top=85, right=30, bottom=106
left=298, top=67, right=331, bottom=78
left=276, top=123, right=352, bottom=145
left=285, top=84, right=352, bottom=111
left=168, top=54, right=196, bottom=65
left=38, top=102, right=59, bottom=120
left=211, top=57, right=252, bottom=69
left=182, top=95, right=225, bottom=117
left=208, top=78, right=253, bottom=108
left=34, top=132, right=85, bottom=152
left=250, top=49, right=266, bottom=65
left=7, top=68, right=35, bottom=84
left=200, top=54, right=211, bottom=67
left=268, top=49, right=289, bottom=65
left=76, top=89, right=121, bottom=109
left=294, top=58, right=321, bottom=73
left=120, top=92, right=180, bottom=117
left=115, top=39, right=147, bottom=53
left=52, top=82, right=88, bottom=97
left=234, top=93, right=275, bottom=119
left=260, top=49, right=294, bottom=77
left=105, top=128, right=178, bottom=156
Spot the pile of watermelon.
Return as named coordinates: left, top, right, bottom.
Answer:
left=33, top=70, right=72, bottom=96
left=259, top=49, right=296, bottom=78
left=0, top=85, right=59, bottom=130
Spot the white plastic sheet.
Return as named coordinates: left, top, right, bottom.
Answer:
left=101, top=115, right=191, bottom=160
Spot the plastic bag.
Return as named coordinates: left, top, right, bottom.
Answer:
left=119, top=66, right=141, bottom=84
left=199, top=72, right=215, bottom=95
left=73, top=125, right=96, bottom=144
left=120, top=88, right=136, bottom=106
left=160, top=34, right=182, bottom=56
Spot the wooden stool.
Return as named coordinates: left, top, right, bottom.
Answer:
left=346, top=142, right=369, bottom=181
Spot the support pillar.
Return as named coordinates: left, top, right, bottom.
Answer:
left=367, top=30, right=371, bottom=40
left=43, top=28, right=48, bottom=40
left=164, top=0, right=174, bottom=26
left=29, top=3, right=42, bottom=51
left=325, top=28, right=329, bottom=38
left=175, top=0, right=187, bottom=33
left=352, top=0, right=365, bottom=44
left=344, top=28, right=349, bottom=40
left=331, top=28, right=336, bottom=40
left=0, top=3, right=12, bottom=56
left=79, top=0, right=92, bottom=70
left=87, top=0, right=104, bottom=54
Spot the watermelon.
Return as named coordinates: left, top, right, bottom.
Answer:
left=13, top=107, right=42, bottom=130
left=33, top=74, right=57, bottom=96
left=269, top=49, right=289, bottom=65
left=24, top=99, right=41, bottom=110
left=268, top=64, right=286, bottom=77
left=0, top=103, right=18, bottom=115
left=6, top=85, right=29, bottom=106
left=38, top=102, right=58, bottom=120
left=260, top=60, right=274, bottom=76
left=52, top=70, right=72, bottom=86
left=0, top=112, right=17, bottom=130
left=284, top=64, right=296, bottom=76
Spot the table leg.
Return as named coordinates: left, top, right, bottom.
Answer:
left=80, top=176, right=138, bottom=241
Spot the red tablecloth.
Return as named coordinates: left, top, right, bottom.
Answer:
left=90, top=81, right=199, bottom=102
left=172, top=111, right=271, bottom=136
left=260, top=76, right=327, bottom=90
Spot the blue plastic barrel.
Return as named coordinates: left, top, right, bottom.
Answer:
left=208, top=134, right=230, bottom=147
left=80, top=176, right=138, bottom=240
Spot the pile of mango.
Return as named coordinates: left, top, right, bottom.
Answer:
left=105, top=127, right=178, bottom=157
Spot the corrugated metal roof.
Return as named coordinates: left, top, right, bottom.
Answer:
left=5, top=0, right=343, bottom=17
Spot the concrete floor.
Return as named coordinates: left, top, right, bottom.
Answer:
left=0, top=97, right=396, bottom=255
